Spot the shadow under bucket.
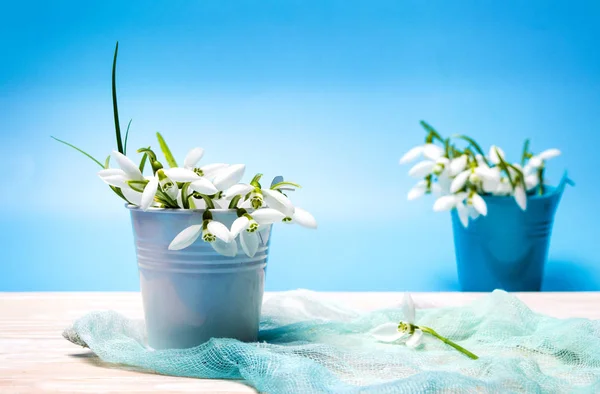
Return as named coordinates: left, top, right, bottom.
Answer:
left=128, top=207, right=271, bottom=349
left=451, top=172, right=572, bottom=292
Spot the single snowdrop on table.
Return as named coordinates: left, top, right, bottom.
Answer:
left=54, top=129, right=317, bottom=258
left=370, top=293, right=479, bottom=359
left=399, top=121, right=563, bottom=227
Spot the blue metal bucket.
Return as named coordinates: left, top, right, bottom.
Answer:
left=128, top=207, right=271, bottom=349
left=451, top=173, right=572, bottom=292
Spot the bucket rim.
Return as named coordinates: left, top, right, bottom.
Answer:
left=125, top=204, right=238, bottom=214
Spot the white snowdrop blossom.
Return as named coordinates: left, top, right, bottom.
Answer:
left=399, top=122, right=564, bottom=227
left=370, top=293, right=479, bottom=359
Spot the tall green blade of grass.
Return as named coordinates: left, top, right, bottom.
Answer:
left=156, top=132, right=178, bottom=167
left=51, top=136, right=104, bottom=168
left=123, top=119, right=132, bottom=155
left=112, top=42, right=124, bottom=154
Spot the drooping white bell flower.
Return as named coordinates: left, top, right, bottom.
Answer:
left=162, top=167, right=219, bottom=197
left=230, top=215, right=262, bottom=258
left=527, top=148, right=561, bottom=170
left=450, top=165, right=499, bottom=194
left=251, top=208, right=287, bottom=225
left=180, top=147, right=229, bottom=181
left=399, top=144, right=445, bottom=164
left=370, top=293, right=423, bottom=348
left=282, top=207, right=318, bottom=229
left=98, top=151, right=145, bottom=189
left=168, top=219, right=235, bottom=256
left=449, top=155, right=468, bottom=177
left=408, top=154, right=450, bottom=179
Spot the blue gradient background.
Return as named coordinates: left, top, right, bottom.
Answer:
left=1, top=1, right=599, bottom=291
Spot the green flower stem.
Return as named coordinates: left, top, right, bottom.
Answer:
left=229, top=195, right=242, bottom=209
left=195, top=193, right=215, bottom=209
left=537, top=167, right=545, bottom=195
left=419, top=326, right=479, bottom=360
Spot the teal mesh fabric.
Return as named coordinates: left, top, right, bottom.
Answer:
left=63, top=290, right=600, bottom=393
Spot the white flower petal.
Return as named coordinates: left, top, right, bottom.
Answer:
left=168, top=225, right=203, bottom=250
left=423, top=144, right=444, bottom=160
left=100, top=175, right=129, bottom=189
left=207, top=221, right=233, bottom=243
left=456, top=201, right=469, bottom=228
left=538, top=148, right=561, bottom=161
left=292, top=207, right=317, bottom=229
left=450, top=170, right=470, bottom=193
left=111, top=151, right=144, bottom=181
left=405, top=328, right=423, bottom=348
left=262, top=189, right=295, bottom=217
left=408, top=160, right=436, bottom=178
left=496, top=179, right=512, bottom=195
left=399, top=146, right=424, bottom=164
left=433, top=195, right=457, bottom=212
left=223, top=184, right=254, bottom=199
left=184, top=147, right=205, bottom=169
left=163, top=168, right=201, bottom=182
left=470, top=193, right=488, bottom=216
left=211, top=238, right=238, bottom=257
left=121, top=187, right=143, bottom=206
left=240, top=231, right=259, bottom=258
left=230, top=217, right=250, bottom=238
left=240, top=198, right=253, bottom=209
left=514, top=185, right=527, bottom=211
left=200, top=163, right=229, bottom=180
left=98, top=168, right=126, bottom=178
left=449, top=155, right=468, bottom=176
left=252, top=208, right=286, bottom=225
left=489, top=145, right=505, bottom=165
left=525, top=174, right=539, bottom=190
left=430, top=183, right=443, bottom=195
left=402, top=293, right=415, bottom=324
left=407, top=181, right=427, bottom=200
left=190, top=178, right=219, bottom=195
left=213, top=164, right=246, bottom=191
left=528, top=156, right=543, bottom=169
left=370, top=323, right=404, bottom=343
left=140, top=176, right=159, bottom=210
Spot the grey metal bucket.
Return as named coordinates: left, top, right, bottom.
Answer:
left=128, top=206, right=271, bottom=349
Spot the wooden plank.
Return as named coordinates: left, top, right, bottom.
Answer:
left=1, top=292, right=599, bottom=393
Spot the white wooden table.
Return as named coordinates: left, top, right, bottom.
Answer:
left=1, top=292, right=598, bottom=393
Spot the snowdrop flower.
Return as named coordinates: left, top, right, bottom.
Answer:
left=407, top=147, right=450, bottom=178
left=527, top=149, right=561, bottom=170
left=169, top=219, right=236, bottom=256
left=98, top=151, right=145, bottom=189
left=229, top=208, right=289, bottom=257
left=369, top=293, right=423, bottom=348
left=181, top=147, right=229, bottom=181
left=399, top=144, right=445, bottom=164
left=370, top=293, right=479, bottom=359
left=282, top=207, right=318, bottom=229
left=450, top=165, right=499, bottom=194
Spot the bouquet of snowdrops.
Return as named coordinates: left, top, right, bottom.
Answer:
left=399, top=121, right=561, bottom=227
left=53, top=43, right=316, bottom=258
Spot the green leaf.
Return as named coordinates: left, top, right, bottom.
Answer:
left=452, top=134, right=491, bottom=166
left=112, top=41, right=124, bottom=154
left=521, top=138, right=530, bottom=166
left=181, top=183, right=191, bottom=209
left=270, top=181, right=302, bottom=190
left=250, top=173, right=263, bottom=188
left=156, top=132, right=178, bottom=168
left=420, top=121, right=444, bottom=142
left=51, top=136, right=104, bottom=168
left=139, top=152, right=148, bottom=173
left=123, top=119, right=132, bottom=155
